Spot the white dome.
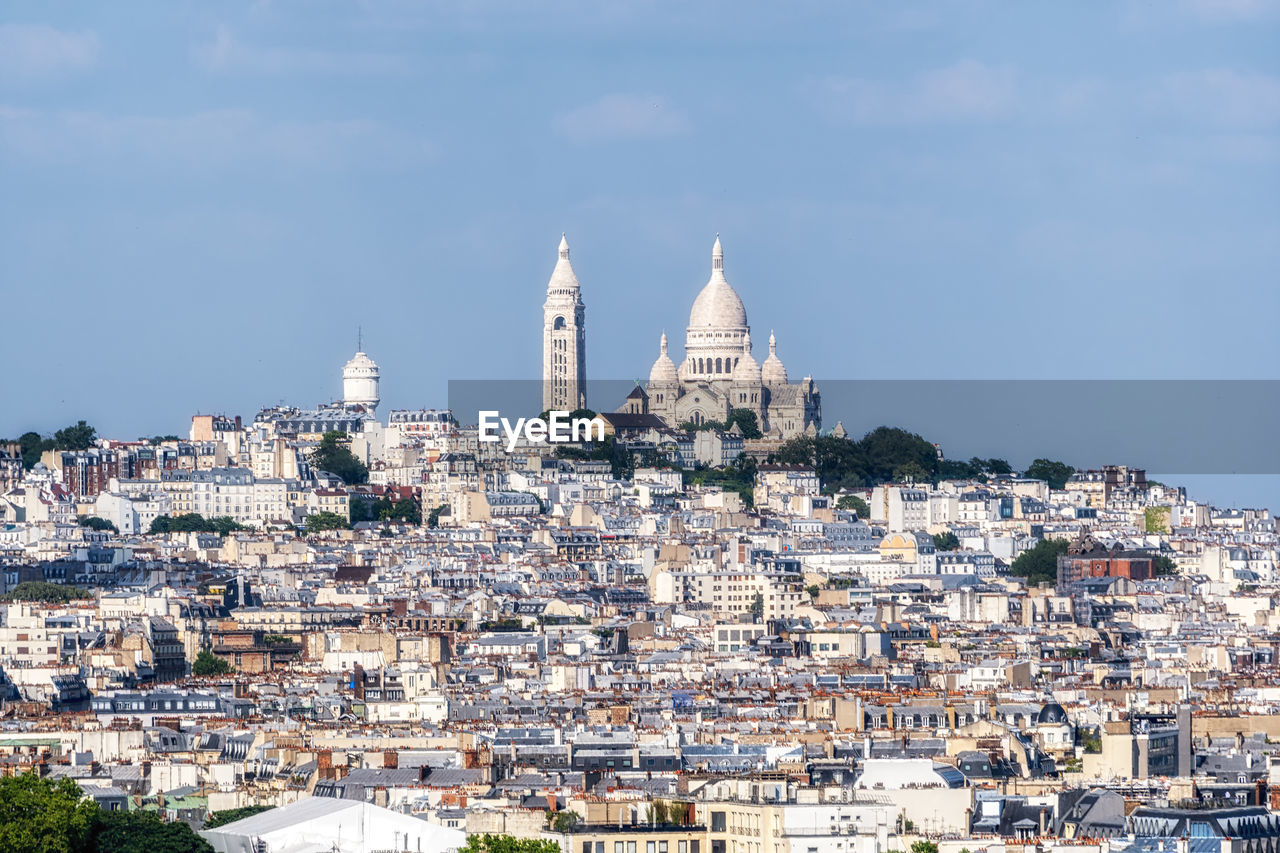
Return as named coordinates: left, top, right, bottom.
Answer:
left=547, top=233, right=580, bottom=294
left=343, top=351, right=377, bottom=373
left=761, top=331, right=788, bottom=385
left=732, top=332, right=762, bottom=384
left=688, top=236, right=747, bottom=329
left=649, top=332, right=678, bottom=384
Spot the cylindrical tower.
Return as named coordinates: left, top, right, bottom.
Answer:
left=342, top=348, right=380, bottom=414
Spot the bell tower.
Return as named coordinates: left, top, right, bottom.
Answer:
left=541, top=234, right=587, bottom=412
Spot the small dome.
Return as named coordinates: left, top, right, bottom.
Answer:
left=649, top=332, right=678, bottom=384
left=344, top=351, right=377, bottom=372
left=1037, top=701, right=1069, bottom=725
left=732, top=332, right=762, bottom=384
left=688, top=236, right=747, bottom=329
left=761, top=331, right=788, bottom=385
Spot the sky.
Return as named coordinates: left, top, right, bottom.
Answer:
left=1, top=1, right=1278, bottom=506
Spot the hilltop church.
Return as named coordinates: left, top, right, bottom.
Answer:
left=541, top=235, right=820, bottom=439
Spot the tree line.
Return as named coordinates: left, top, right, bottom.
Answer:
left=3, top=421, right=99, bottom=469
left=768, top=426, right=1076, bottom=491
left=0, top=773, right=213, bottom=853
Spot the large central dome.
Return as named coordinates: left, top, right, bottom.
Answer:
left=680, top=236, right=751, bottom=383
left=688, top=236, right=747, bottom=329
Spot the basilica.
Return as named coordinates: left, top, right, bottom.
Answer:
left=641, top=237, right=821, bottom=439
left=540, top=235, right=820, bottom=440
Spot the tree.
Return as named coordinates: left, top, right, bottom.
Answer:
left=770, top=435, right=865, bottom=492
left=389, top=497, right=422, bottom=524
left=53, top=421, right=97, bottom=451
left=857, top=426, right=938, bottom=484
left=0, top=771, right=214, bottom=853
left=1078, top=726, right=1103, bottom=753
left=144, top=435, right=181, bottom=446
left=304, top=511, right=350, bottom=535
left=933, top=531, right=960, bottom=551
left=2, top=581, right=92, bottom=604
left=1154, top=555, right=1178, bottom=576
left=937, top=458, right=983, bottom=480
left=308, top=430, right=368, bottom=485
left=192, top=650, right=231, bottom=677
left=93, top=809, right=212, bottom=853
left=911, top=842, right=939, bottom=853
left=1023, top=458, right=1075, bottom=490
left=749, top=592, right=765, bottom=621
left=18, top=431, right=52, bottom=469
left=203, top=805, right=274, bottom=829
left=836, top=494, right=870, bottom=517
left=725, top=409, right=763, bottom=439
left=460, top=835, right=563, bottom=853
left=550, top=810, right=579, bottom=832
left=733, top=452, right=758, bottom=479
left=78, top=517, right=118, bottom=534
left=683, top=466, right=754, bottom=508
left=806, top=584, right=821, bottom=600
left=352, top=495, right=422, bottom=525
left=678, top=419, right=725, bottom=432
left=1144, top=506, right=1171, bottom=534
left=977, top=457, right=1013, bottom=476
left=770, top=426, right=939, bottom=492
left=892, top=460, right=929, bottom=483
left=426, top=503, right=448, bottom=528
left=148, top=514, right=250, bottom=536
left=1009, top=538, right=1070, bottom=585
left=0, top=773, right=98, bottom=853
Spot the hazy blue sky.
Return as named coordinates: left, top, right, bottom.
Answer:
left=2, top=2, right=1277, bottom=504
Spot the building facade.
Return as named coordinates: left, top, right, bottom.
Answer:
left=643, top=238, right=820, bottom=439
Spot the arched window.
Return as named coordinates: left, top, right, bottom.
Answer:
left=553, top=315, right=566, bottom=330
left=715, top=358, right=722, bottom=373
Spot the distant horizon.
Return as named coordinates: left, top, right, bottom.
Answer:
left=8, top=372, right=1280, bottom=514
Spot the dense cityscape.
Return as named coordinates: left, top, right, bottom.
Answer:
left=1, top=237, right=1277, bottom=853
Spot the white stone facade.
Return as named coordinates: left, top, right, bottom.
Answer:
left=541, top=235, right=587, bottom=412
left=644, top=238, right=821, bottom=438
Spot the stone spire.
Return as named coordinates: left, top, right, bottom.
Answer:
left=762, top=329, right=788, bottom=386
left=543, top=233, right=587, bottom=411
left=650, top=331, right=678, bottom=385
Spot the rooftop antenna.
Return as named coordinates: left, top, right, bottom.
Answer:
left=357, top=326, right=363, bottom=353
